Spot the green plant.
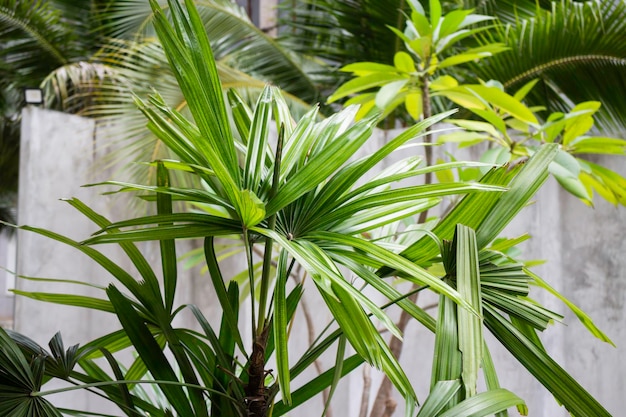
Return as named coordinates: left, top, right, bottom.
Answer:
left=281, top=0, right=626, bottom=133
left=329, top=0, right=626, bottom=207
left=0, top=1, right=615, bottom=417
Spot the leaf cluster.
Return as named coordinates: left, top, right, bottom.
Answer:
left=0, top=1, right=617, bottom=417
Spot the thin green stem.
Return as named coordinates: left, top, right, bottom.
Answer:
left=33, top=379, right=215, bottom=397
left=257, top=218, right=275, bottom=334
left=418, top=65, right=433, bottom=225
left=243, top=229, right=257, bottom=340
left=256, top=124, right=284, bottom=335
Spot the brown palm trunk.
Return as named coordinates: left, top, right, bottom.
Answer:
left=245, top=325, right=270, bottom=416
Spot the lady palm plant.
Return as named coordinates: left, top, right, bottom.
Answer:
left=0, top=1, right=614, bottom=417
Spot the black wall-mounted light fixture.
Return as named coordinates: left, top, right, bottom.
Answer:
left=23, top=87, right=43, bottom=105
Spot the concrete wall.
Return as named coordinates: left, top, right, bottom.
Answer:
left=12, top=108, right=624, bottom=416
left=14, top=107, right=206, bottom=411
left=0, top=230, right=15, bottom=328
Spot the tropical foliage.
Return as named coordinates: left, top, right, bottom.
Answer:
left=0, top=1, right=616, bottom=417
left=0, top=0, right=322, bottom=224
left=3, top=0, right=625, bottom=220
left=281, top=0, right=626, bottom=134
left=328, top=0, right=626, bottom=208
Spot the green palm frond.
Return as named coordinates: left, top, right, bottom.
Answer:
left=41, top=38, right=313, bottom=195
left=91, top=0, right=322, bottom=103
left=463, top=0, right=553, bottom=21
left=0, top=0, right=87, bottom=86
left=469, top=0, right=626, bottom=134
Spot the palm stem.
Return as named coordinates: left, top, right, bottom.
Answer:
left=244, top=230, right=257, bottom=340
left=257, top=125, right=284, bottom=335
left=418, top=68, right=433, bottom=224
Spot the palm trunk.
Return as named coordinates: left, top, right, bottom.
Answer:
left=245, top=325, right=270, bottom=416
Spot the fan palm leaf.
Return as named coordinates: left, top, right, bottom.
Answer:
left=42, top=38, right=314, bottom=194
left=89, top=0, right=322, bottom=103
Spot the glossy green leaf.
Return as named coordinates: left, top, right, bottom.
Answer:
left=469, top=108, right=508, bottom=134
left=156, top=163, right=177, bottom=313
left=410, top=9, right=431, bottom=37
left=203, top=238, right=244, bottom=352
left=429, top=0, right=442, bottom=28
left=438, top=131, right=490, bottom=145
left=106, top=285, right=195, bottom=416
left=579, top=171, right=618, bottom=205
left=243, top=85, right=273, bottom=191
left=328, top=73, right=408, bottom=103
left=430, top=75, right=459, bottom=91
left=307, top=231, right=475, bottom=314
left=394, top=51, right=416, bottom=73
left=235, top=189, right=266, bottom=227
left=569, top=137, right=626, bottom=155
left=526, top=268, right=614, bottom=346
left=456, top=225, right=483, bottom=398
left=267, top=115, right=377, bottom=215
left=562, top=101, right=600, bottom=145
left=476, top=144, right=558, bottom=248
left=306, top=109, right=456, bottom=219
left=513, top=79, right=540, bottom=101
left=437, top=88, right=487, bottom=110
left=150, top=0, right=256, bottom=228
left=317, top=182, right=506, bottom=230
left=481, top=342, right=509, bottom=417
left=465, top=85, right=538, bottom=125
left=585, top=160, right=626, bottom=205
left=416, top=380, right=462, bottom=417
left=227, top=89, right=252, bottom=144
left=11, top=291, right=114, bottom=313
left=376, top=79, right=408, bottom=110
left=438, top=9, right=473, bottom=39
left=408, top=36, right=432, bottom=61
left=63, top=198, right=161, bottom=300
left=341, top=62, right=399, bottom=76
left=485, top=306, right=612, bottom=417
left=321, top=335, right=347, bottom=416
left=449, top=119, right=501, bottom=138
left=438, top=388, right=525, bottom=417
left=548, top=150, right=591, bottom=202
left=431, top=294, right=462, bottom=409
left=331, top=254, right=436, bottom=332
left=273, top=249, right=291, bottom=405
left=438, top=53, right=491, bottom=70
left=405, top=91, right=422, bottom=119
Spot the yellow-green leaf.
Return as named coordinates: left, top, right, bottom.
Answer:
left=466, top=85, right=538, bottom=125
left=236, top=189, right=266, bottom=227
left=341, top=62, right=399, bottom=76
left=394, top=51, right=417, bottom=73
left=431, top=75, right=459, bottom=91
left=328, top=73, right=408, bottom=103
left=405, top=92, right=422, bottom=120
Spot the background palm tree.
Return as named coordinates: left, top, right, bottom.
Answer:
left=0, top=0, right=324, bottom=224
left=0, top=0, right=109, bottom=228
